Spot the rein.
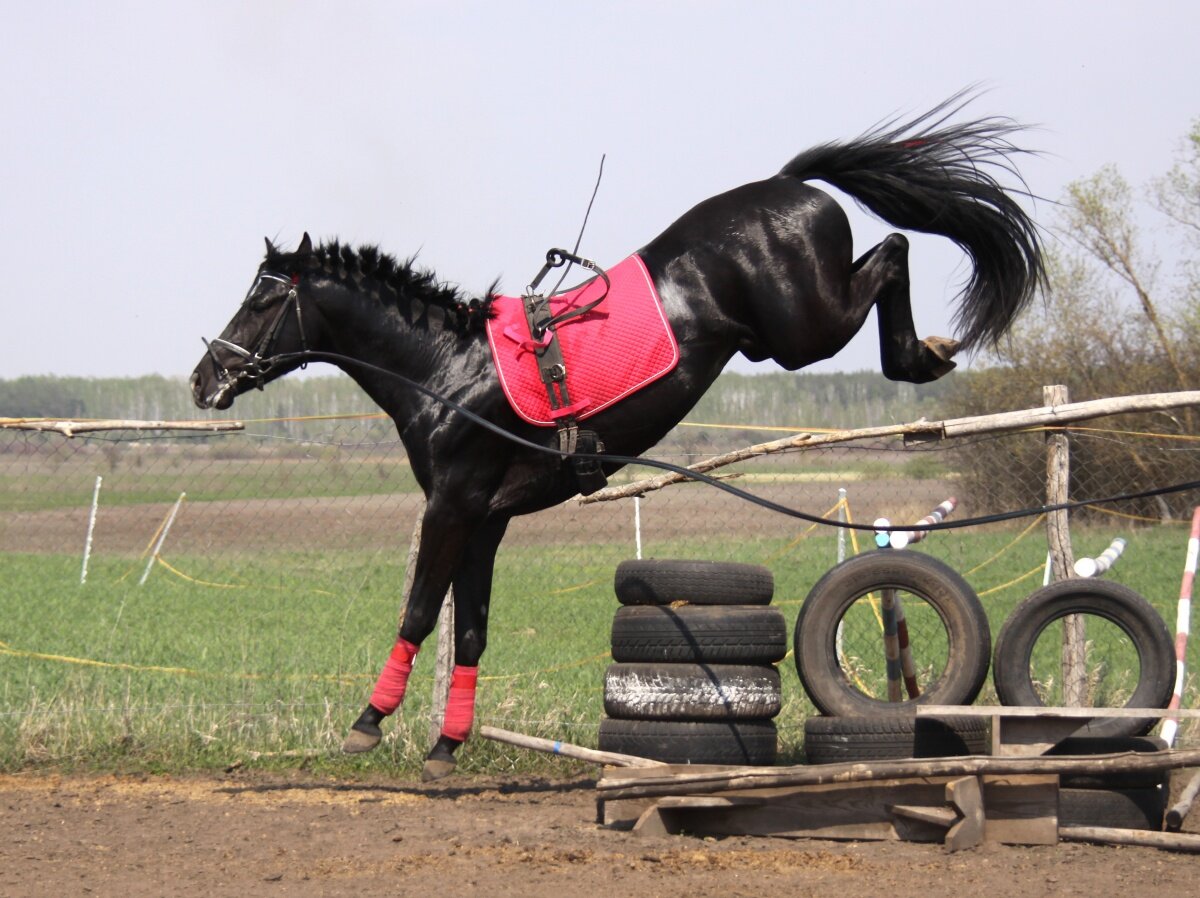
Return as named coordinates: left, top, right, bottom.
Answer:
left=256, top=347, right=1200, bottom=536
left=198, top=263, right=1198, bottom=532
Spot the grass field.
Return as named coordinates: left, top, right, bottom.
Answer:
left=3, top=520, right=1196, bottom=777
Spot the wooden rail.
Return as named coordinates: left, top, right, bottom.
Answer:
left=0, top=417, right=244, bottom=437
left=580, top=389, right=1200, bottom=504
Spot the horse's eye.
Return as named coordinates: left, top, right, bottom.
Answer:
left=245, top=276, right=287, bottom=310
left=249, top=293, right=282, bottom=312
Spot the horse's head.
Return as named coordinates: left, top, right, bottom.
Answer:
left=191, top=233, right=318, bottom=410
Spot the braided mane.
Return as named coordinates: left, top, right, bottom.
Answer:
left=266, top=239, right=494, bottom=335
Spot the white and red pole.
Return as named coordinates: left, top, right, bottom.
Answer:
left=1073, top=537, right=1127, bottom=579
left=1162, top=507, right=1200, bottom=748
left=890, top=497, right=957, bottom=549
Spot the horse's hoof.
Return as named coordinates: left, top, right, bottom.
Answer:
left=341, top=723, right=382, bottom=754
left=421, top=757, right=457, bottom=782
left=921, top=336, right=960, bottom=379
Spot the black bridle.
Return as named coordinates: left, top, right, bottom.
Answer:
left=201, top=272, right=310, bottom=396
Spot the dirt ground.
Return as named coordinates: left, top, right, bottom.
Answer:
left=2, top=770, right=1198, bottom=898
left=3, top=475, right=952, bottom=555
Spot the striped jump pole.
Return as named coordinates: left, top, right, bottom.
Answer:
left=894, top=595, right=920, bottom=699
left=876, top=500, right=958, bottom=700
left=889, top=497, right=957, bottom=549
left=873, top=519, right=906, bottom=701
left=881, top=588, right=903, bottom=701
left=1073, top=537, right=1127, bottom=579
left=1162, top=507, right=1200, bottom=748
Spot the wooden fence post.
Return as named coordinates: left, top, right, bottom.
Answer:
left=1045, top=385, right=1086, bottom=705
left=429, top=594, right=455, bottom=744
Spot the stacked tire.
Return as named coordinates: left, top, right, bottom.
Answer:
left=992, top=579, right=1176, bottom=830
left=598, top=559, right=787, bottom=766
left=1048, top=735, right=1170, bottom=831
left=794, top=551, right=993, bottom=764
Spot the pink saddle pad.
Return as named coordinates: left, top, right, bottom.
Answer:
left=485, top=254, right=679, bottom=426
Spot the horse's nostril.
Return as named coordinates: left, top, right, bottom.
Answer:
left=189, top=371, right=211, bottom=408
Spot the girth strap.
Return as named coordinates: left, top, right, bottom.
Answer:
left=521, top=248, right=610, bottom=495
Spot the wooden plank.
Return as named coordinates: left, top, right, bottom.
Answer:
left=981, top=775, right=1058, bottom=846
left=1060, top=825, right=1200, bottom=853
left=1166, top=768, right=1200, bottom=832
left=481, top=726, right=667, bottom=768
left=633, top=796, right=769, bottom=838
left=0, top=417, right=245, bottom=436
left=632, top=805, right=672, bottom=838
left=626, top=778, right=951, bottom=842
left=597, top=749, right=1200, bottom=801
left=917, top=705, right=1200, bottom=757
left=606, top=775, right=1058, bottom=846
left=656, top=795, right=765, bottom=809
left=602, top=762, right=733, bottom=778
left=890, top=804, right=958, bottom=827
left=945, top=776, right=984, bottom=852
left=918, top=705, right=1200, bottom=718
left=993, top=716, right=1094, bottom=756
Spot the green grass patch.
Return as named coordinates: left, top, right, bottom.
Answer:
left=0, top=452, right=422, bottom=512
left=2, top=524, right=1196, bottom=776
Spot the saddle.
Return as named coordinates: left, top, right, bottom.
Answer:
left=485, top=252, right=679, bottom=493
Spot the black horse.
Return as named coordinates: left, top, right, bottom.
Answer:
left=191, top=97, right=1043, bottom=780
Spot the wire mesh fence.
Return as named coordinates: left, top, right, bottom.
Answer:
left=2, top=399, right=1199, bottom=772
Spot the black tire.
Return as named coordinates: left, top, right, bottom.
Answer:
left=614, top=559, right=774, bottom=606
left=992, top=579, right=1175, bottom=738
left=1048, top=736, right=1170, bottom=790
left=611, top=605, right=787, bottom=664
left=603, top=663, right=782, bottom=721
left=803, top=715, right=989, bottom=765
left=598, top=718, right=778, bottom=766
left=793, top=551, right=991, bottom=716
left=1059, top=786, right=1166, bottom=831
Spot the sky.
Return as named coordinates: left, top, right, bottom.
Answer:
left=2, top=1, right=1197, bottom=381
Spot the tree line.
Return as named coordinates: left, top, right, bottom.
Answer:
left=948, top=117, right=1199, bottom=519
left=0, top=368, right=954, bottom=436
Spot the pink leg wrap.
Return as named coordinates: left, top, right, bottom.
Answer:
left=440, top=666, right=479, bottom=742
left=368, top=638, right=420, bottom=715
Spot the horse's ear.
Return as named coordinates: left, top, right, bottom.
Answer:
left=297, top=232, right=313, bottom=257
left=263, top=237, right=275, bottom=256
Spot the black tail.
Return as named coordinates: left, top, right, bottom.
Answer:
left=780, top=90, right=1045, bottom=351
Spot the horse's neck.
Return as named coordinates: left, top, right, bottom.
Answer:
left=319, top=285, right=488, bottom=427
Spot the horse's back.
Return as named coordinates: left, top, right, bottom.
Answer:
left=640, top=175, right=850, bottom=268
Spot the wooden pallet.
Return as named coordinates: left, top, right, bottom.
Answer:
left=599, top=767, right=1057, bottom=850
left=916, top=705, right=1200, bottom=756
left=483, top=721, right=1200, bottom=851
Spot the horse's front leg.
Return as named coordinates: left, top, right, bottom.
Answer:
left=341, top=502, right=480, bottom=756
left=420, top=516, right=508, bottom=782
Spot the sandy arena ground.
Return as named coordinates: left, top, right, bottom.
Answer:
left=3, top=770, right=1199, bottom=898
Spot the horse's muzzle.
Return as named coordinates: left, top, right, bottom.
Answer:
left=190, top=371, right=235, bottom=410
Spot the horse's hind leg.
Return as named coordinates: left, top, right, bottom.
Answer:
left=857, top=234, right=960, bottom=383
left=755, top=231, right=958, bottom=381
